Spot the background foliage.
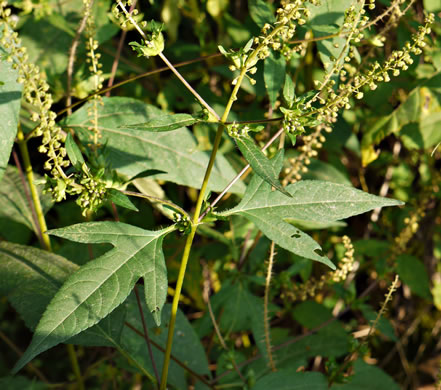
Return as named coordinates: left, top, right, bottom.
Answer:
left=0, top=0, right=440, bottom=389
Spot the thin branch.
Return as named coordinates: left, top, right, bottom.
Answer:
left=134, top=285, right=160, bottom=387
left=263, top=242, right=277, bottom=372
left=106, top=0, right=137, bottom=97
left=0, top=329, right=49, bottom=383
left=212, top=279, right=379, bottom=384
left=66, top=0, right=92, bottom=115
left=116, top=0, right=220, bottom=121
left=53, top=53, right=221, bottom=120
left=122, top=190, right=189, bottom=219
left=202, top=261, right=246, bottom=383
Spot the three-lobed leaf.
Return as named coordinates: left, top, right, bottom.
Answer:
left=220, top=154, right=403, bottom=267
left=12, top=222, right=175, bottom=374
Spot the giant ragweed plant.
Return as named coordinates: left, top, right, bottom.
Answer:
left=0, top=0, right=440, bottom=389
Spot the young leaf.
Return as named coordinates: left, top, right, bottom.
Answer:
left=65, top=133, right=85, bottom=170
left=107, top=188, right=139, bottom=212
left=0, top=52, right=23, bottom=182
left=264, top=50, right=286, bottom=108
left=12, top=222, right=175, bottom=374
left=220, top=153, right=403, bottom=267
left=63, top=97, right=245, bottom=194
left=235, top=138, right=291, bottom=198
left=120, top=112, right=202, bottom=132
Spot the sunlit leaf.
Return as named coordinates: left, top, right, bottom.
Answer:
left=0, top=51, right=22, bottom=182
left=63, top=97, right=245, bottom=194
left=12, top=222, right=175, bottom=373
left=221, top=154, right=402, bottom=267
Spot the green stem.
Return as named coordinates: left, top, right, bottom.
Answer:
left=66, top=344, right=85, bottom=390
left=159, top=35, right=255, bottom=390
left=159, top=12, right=300, bottom=386
left=16, top=127, right=51, bottom=251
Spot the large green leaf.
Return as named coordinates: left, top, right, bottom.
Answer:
left=220, top=154, right=402, bottom=267
left=12, top=222, right=175, bottom=374
left=0, top=52, right=22, bottom=182
left=0, top=166, right=53, bottom=235
left=331, top=359, right=400, bottom=390
left=0, top=241, right=125, bottom=346
left=235, top=140, right=291, bottom=197
left=63, top=97, right=245, bottom=194
left=252, top=371, right=327, bottom=390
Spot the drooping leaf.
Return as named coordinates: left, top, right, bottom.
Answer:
left=12, top=222, right=175, bottom=374
left=0, top=166, right=53, bottom=235
left=220, top=154, right=402, bottom=267
left=253, top=371, right=328, bottom=390
left=331, top=359, right=400, bottom=390
left=235, top=139, right=291, bottom=197
left=0, top=241, right=125, bottom=346
left=107, top=188, right=139, bottom=212
left=65, top=133, right=85, bottom=170
left=248, top=0, right=275, bottom=28
left=396, top=254, right=432, bottom=300
left=264, top=50, right=286, bottom=108
left=0, top=50, right=22, bottom=182
left=121, top=112, right=204, bottom=132
left=63, top=97, right=245, bottom=194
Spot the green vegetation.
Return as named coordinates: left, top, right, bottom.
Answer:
left=0, top=0, right=440, bottom=389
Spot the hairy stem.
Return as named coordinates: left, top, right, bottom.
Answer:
left=159, top=45, right=249, bottom=390
left=264, top=241, right=277, bottom=372
left=66, top=0, right=91, bottom=115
